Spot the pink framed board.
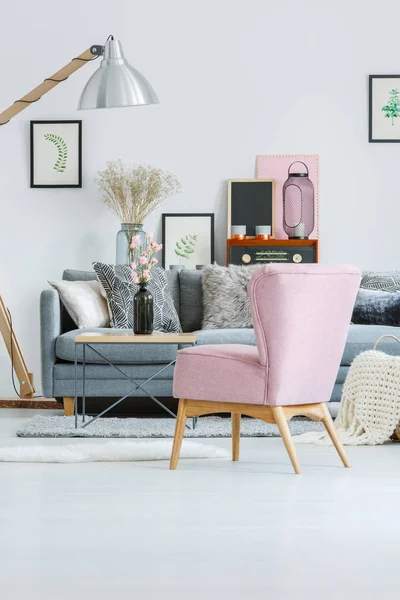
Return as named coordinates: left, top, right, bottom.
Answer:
left=256, top=154, right=320, bottom=240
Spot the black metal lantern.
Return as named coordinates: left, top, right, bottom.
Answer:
left=283, top=161, right=315, bottom=239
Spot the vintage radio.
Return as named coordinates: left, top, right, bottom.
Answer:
left=227, top=239, right=319, bottom=266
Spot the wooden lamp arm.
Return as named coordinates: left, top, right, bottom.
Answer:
left=0, top=46, right=100, bottom=126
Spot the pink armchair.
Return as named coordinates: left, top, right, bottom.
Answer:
left=170, top=264, right=360, bottom=473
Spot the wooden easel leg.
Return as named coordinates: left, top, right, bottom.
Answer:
left=63, top=397, right=75, bottom=417
left=20, top=373, right=35, bottom=399
left=0, top=295, right=35, bottom=398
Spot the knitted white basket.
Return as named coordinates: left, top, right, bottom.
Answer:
left=373, top=334, right=400, bottom=442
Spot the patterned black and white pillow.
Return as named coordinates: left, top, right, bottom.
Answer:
left=93, top=263, right=181, bottom=332
left=361, top=271, right=400, bottom=293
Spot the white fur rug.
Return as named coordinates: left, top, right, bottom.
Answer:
left=0, top=440, right=229, bottom=463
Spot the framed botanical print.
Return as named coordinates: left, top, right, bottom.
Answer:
left=369, top=75, right=400, bottom=142
left=162, top=213, right=215, bottom=269
left=30, top=120, right=82, bottom=187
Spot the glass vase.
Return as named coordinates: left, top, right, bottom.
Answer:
left=133, top=285, right=154, bottom=334
left=116, top=224, right=146, bottom=265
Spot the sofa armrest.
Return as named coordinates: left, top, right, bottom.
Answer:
left=40, top=289, right=61, bottom=398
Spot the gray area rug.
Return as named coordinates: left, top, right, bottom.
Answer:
left=17, top=415, right=325, bottom=439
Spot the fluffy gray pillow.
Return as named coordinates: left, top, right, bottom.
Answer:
left=201, top=264, right=262, bottom=329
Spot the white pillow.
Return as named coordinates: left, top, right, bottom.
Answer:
left=49, top=280, right=110, bottom=328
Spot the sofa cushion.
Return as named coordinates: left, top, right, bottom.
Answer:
left=191, top=326, right=400, bottom=368
left=93, top=263, right=181, bottom=332
left=361, top=271, right=400, bottom=292
left=63, top=269, right=97, bottom=282
left=193, top=328, right=257, bottom=346
left=61, top=270, right=100, bottom=332
left=164, top=270, right=180, bottom=315
left=342, top=324, right=400, bottom=366
left=201, top=264, right=262, bottom=329
left=54, top=362, right=175, bottom=379
left=56, top=328, right=178, bottom=364
left=60, top=269, right=180, bottom=334
left=352, top=289, right=400, bottom=326
left=179, top=269, right=203, bottom=332
left=49, top=279, right=110, bottom=328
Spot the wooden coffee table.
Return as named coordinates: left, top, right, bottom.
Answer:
left=73, top=331, right=196, bottom=429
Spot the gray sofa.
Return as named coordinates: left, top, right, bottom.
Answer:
left=40, top=268, right=400, bottom=414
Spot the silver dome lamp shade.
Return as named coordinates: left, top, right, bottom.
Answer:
left=78, top=36, right=159, bottom=110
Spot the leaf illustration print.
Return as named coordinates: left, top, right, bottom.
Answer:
left=44, top=133, right=68, bottom=172
left=174, top=234, right=198, bottom=262
left=381, top=89, right=400, bottom=126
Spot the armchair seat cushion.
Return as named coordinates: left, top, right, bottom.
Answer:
left=56, top=329, right=178, bottom=364
left=173, top=344, right=266, bottom=404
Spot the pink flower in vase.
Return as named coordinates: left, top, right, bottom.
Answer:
left=130, top=235, right=141, bottom=249
left=131, top=261, right=137, bottom=270
left=131, top=271, right=139, bottom=284
left=139, top=256, right=147, bottom=265
left=151, top=257, right=158, bottom=265
left=143, top=269, right=151, bottom=281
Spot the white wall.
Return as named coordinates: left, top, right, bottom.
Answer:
left=0, top=0, right=399, bottom=395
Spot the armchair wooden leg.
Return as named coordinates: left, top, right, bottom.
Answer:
left=321, top=403, right=351, bottom=468
left=63, top=397, right=75, bottom=417
left=232, top=413, right=241, bottom=461
left=271, top=406, right=302, bottom=474
left=170, top=399, right=188, bottom=470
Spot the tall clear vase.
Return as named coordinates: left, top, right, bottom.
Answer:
left=116, top=224, right=146, bottom=265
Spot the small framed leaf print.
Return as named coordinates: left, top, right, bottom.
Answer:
left=162, top=213, right=215, bottom=269
left=369, top=75, right=400, bottom=142
left=30, top=120, right=82, bottom=187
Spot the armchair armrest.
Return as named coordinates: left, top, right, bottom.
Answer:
left=40, top=289, right=61, bottom=398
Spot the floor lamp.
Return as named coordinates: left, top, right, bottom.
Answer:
left=0, top=34, right=159, bottom=398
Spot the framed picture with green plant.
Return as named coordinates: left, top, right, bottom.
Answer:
left=162, top=213, right=215, bottom=269
left=369, top=75, right=400, bottom=142
left=30, top=120, right=82, bottom=187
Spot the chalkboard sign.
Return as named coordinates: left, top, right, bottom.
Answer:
left=228, top=179, right=275, bottom=237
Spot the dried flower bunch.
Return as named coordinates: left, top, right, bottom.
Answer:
left=130, top=232, right=162, bottom=285
left=97, top=161, right=182, bottom=224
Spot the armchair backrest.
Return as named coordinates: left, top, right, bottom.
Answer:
left=248, top=264, right=360, bottom=406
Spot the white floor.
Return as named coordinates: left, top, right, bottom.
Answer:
left=0, top=409, right=399, bottom=599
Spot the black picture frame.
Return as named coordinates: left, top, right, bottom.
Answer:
left=369, top=75, right=400, bottom=143
left=162, top=213, right=215, bottom=269
left=228, top=179, right=275, bottom=238
left=30, top=120, right=82, bottom=187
